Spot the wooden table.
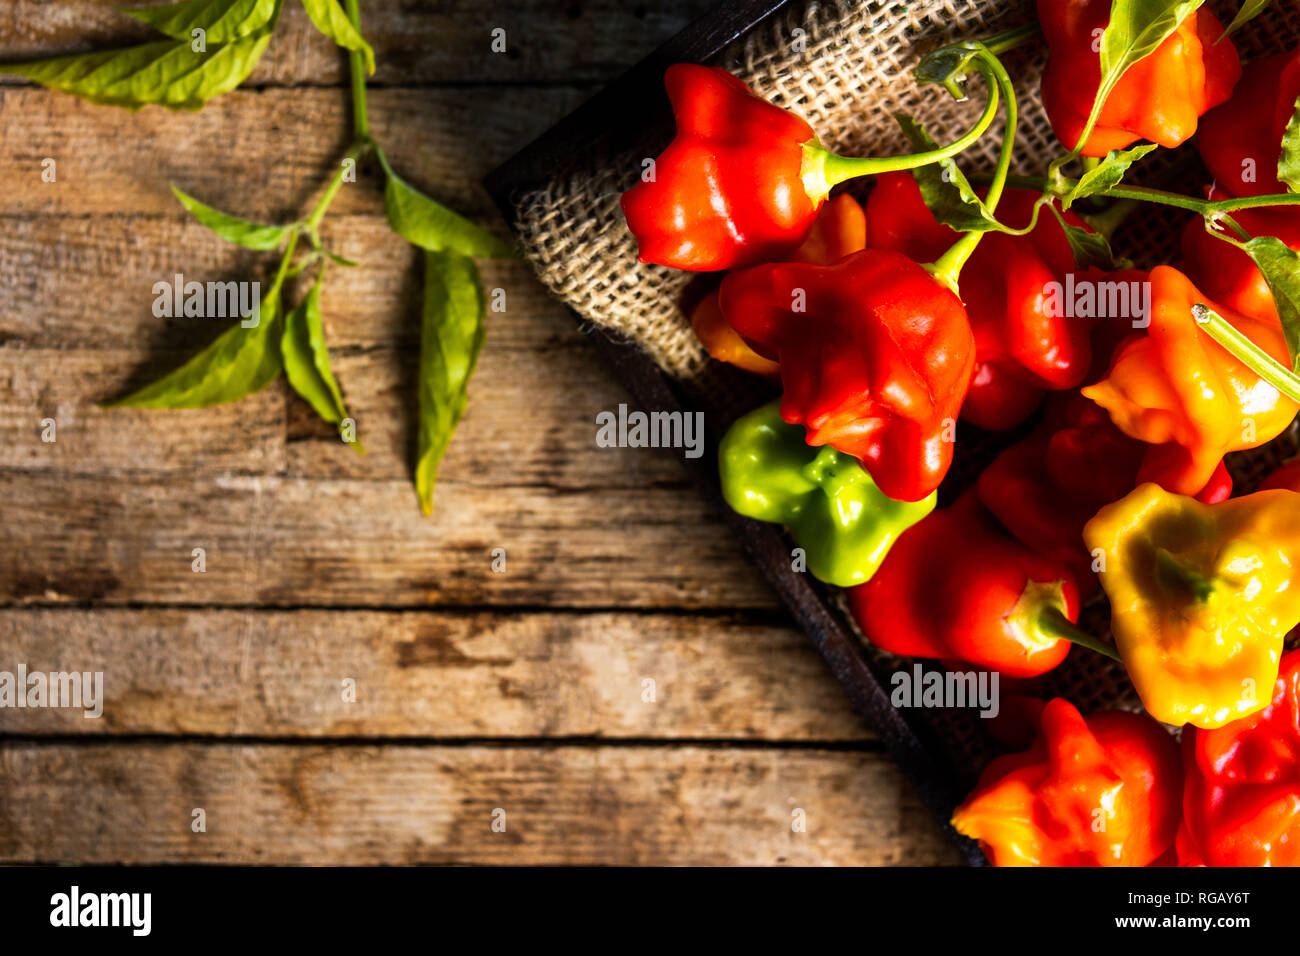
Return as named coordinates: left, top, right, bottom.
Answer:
left=0, top=0, right=958, bottom=865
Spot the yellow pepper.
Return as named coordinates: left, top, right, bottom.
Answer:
left=1083, top=483, right=1300, bottom=729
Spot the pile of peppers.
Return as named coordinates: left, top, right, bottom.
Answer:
left=620, top=0, right=1300, bottom=867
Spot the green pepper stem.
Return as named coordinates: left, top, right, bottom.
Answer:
left=990, top=174, right=1300, bottom=216
left=801, top=67, right=1001, bottom=201
left=979, top=22, right=1041, bottom=57
left=1154, top=547, right=1217, bottom=603
left=926, top=44, right=1019, bottom=293
left=1192, top=304, right=1300, bottom=404
left=1037, top=606, right=1122, bottom=662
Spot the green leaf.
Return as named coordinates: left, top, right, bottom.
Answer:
left=1097, top=1, right=1206, bottom=109
left=894, top=114, right=1002, bottom=233
left=1218, top=0, right=1272, bottom=41
left=122, top=0, right=282, bottom=44
left=173, top=186, right=293, bottom=250
left=281, top=267, right=360, bottom=450
left=1047, top=205, right=1131, bottom=270
left=0, top=31, right=272, bottom=111
left=416, top=250, right=487, bottom=515
left=299, top=0, right=375, bottom=75
left=1062, top=144, right=1158, bottom=209
left=1242, top=236, right=1300, bottom=372
left=384, top=168, right=517, bottom=260
left=105, top=288, right=284, bottom=408
left=1279, top=96, right=1300, bottom=194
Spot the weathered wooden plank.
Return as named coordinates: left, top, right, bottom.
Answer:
left=0, top=86, right=583, bottom=219
left=0, top=217, right=572, bottom=350
left=0, top=343, right=693, bottom=489
left=0, top=472, right=777, bottom=609
left=0, top=608, right=865, bottom=740
left=1, top=0, right=712, bottom=86
left=0, top=349, right=288, bottom=474
left=0, top=742, right=959, bottom=864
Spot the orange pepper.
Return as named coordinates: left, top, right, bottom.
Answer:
left=690, top=194, right=865, bottom=377
left=1038, top=0, right=1241, bottom=157
left=690, top=293, right=780, bottom=377
left=787, top=193, right=866, bottom=266
left=952, top=698, right=1182, bottom=867
left=1081, top=265, right=1298, bottom=496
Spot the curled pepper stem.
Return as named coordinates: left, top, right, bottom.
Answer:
left=801, top=58, right=1002, bottom=201
left=1192, top=304, right=1300, bottom=404
left=926, top=44, right=1019, bottom=293
left=1036, top=607, right=1122, bottom=662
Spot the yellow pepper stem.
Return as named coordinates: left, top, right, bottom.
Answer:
left=1154, top=547, right=1216, bottom=603
left=1036, top=607, right=1121, bottom=662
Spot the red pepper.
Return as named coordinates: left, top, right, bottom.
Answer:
left=1260, top=456, right=1300, bottom=493
left=866, top=172, right=1094, bottom=430
left=1038, top=0, right=1241, bottom=157
left=848, top=491, right=1078, bottom=678
left=978, top=392, right=1233, bottom=587
left=1198, top=48, right=1300, bottom=199
left=718, top=248, right=974, bottom=502
left=1180, top=187, right=1300, bottom=329
left=1177, top=649, right=1300, bottom=867
left=953, top=698, right=1183, bottom=866
left=689, top=194, right=868, bottom=376
left=620, top=64, right=821, bottom=271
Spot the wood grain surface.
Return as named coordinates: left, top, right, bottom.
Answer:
left=0, top=0, right=960, bottom=865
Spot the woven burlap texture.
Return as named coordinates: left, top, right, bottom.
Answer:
left=514, top=0, right=1294, bottom=379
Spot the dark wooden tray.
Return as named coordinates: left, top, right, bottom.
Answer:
left=484, top=0, right=988, bottom=866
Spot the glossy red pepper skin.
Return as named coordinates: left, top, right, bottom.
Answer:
left=1180, top=187, right=1300, bottom=329
left=978, top=392, right=1233, bottom=588
left=1038, top=0, right=1240, bottom=157
left=954, top=698, right=1183, bottom=866
left=719, top=248, right=974, bottom=502
left=866, top=172, right=1093, bottom=430
left=1260, top=457, right=1300, bottom=493
left=620, top=64, right=820, bottom=271
left=1177, top=650, right=1300, bottom=867
left=1198, top=49, right=1300, bottom=199
left=848, top=491, right=1078, bottom=677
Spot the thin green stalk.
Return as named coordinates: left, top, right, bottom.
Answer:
left=981, top=22, right=1041, bottom=56
left=1037, top=607, right=1122, bottom=662
left=990, top=174, right=1300, bottom=216
left=345, top=0, right=369, bottom=141
left=1105, top=184, right=1300, bottom=215
left=928, top=44, right=1018, bottom=292
left=270, top=231, right=301, bottom=294
left=1192, top=305, right=1300, bottom=404
left=306, top=141, right=368, bottom=230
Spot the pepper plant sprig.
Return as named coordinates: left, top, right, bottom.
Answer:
left=6, top=0, right=511, bottom=514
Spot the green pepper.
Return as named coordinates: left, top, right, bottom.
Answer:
left=719, top=399, right=935, bottom=586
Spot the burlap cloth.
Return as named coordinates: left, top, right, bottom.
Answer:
left=510, top=0, right=1300, bottom=773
